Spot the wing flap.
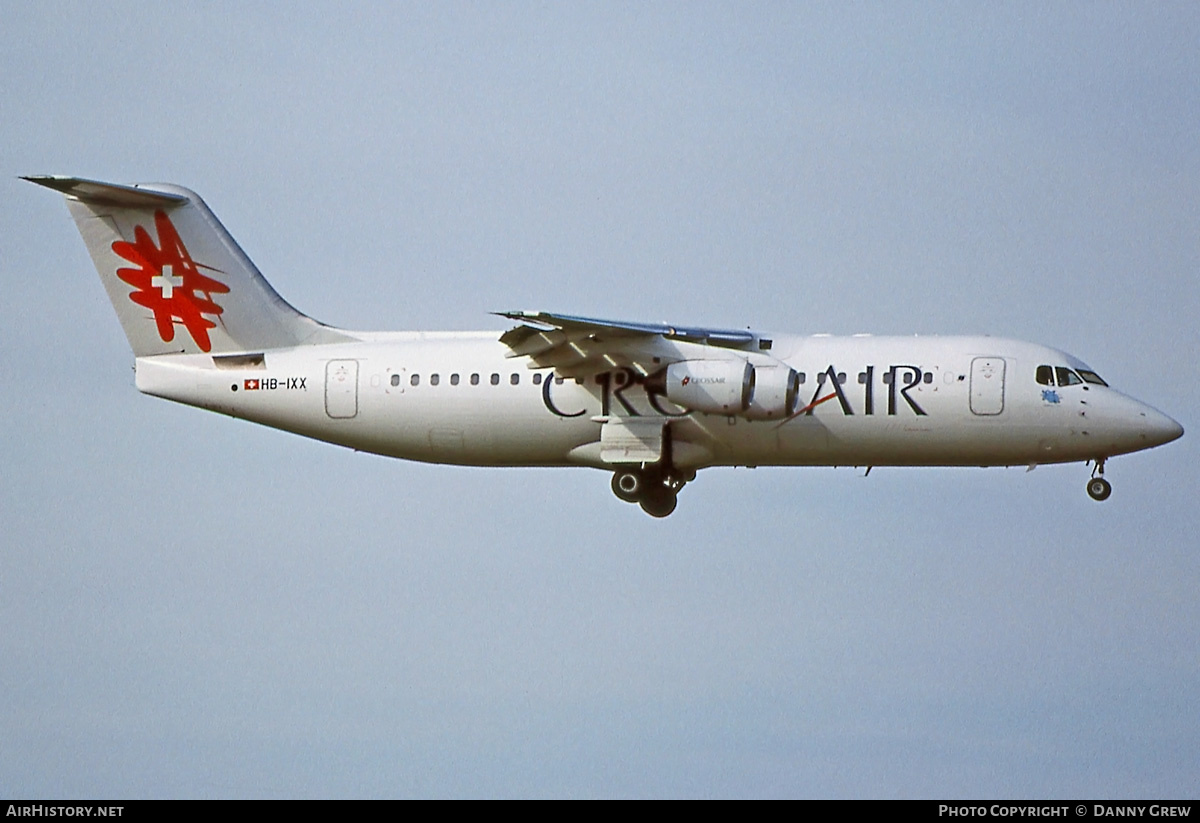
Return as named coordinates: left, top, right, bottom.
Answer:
left=531, top=352, right=627, bottom=379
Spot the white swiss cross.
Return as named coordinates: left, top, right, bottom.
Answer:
left=152, top=265, right=184, bottom=299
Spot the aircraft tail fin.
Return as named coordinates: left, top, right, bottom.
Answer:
left=25, top=176, right=350, bottom=356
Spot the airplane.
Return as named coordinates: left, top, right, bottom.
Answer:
left=26, top=175, right=1184, bottom=517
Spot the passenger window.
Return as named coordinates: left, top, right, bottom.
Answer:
left=1036, top=365, right=1054, bottom=386
left=533, top=374, right=543, bottom=385
left=923, top=372, right=933, bottom=384
left=450, top=374, right=460, bottom=386
left=470, top=373, right=480, bottom=386
left=1056, top=367, right=1082, bottom=387
left=390, top=374, right=400, bottom=387
left=491, top=373, right=500, bottom=385
left=411, top=374, right=420, bottom=386
left=430, top=373, right=440, bottom=386
left=511, top=373, right=520, bottom=385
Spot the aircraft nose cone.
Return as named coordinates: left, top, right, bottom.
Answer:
left=1093, top=395, right=1183, bottom=456
left=1158, top=414, right=1184, bottom=444
left=1141, top=407, right=1184, bottom=448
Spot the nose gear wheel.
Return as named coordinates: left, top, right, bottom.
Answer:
left=1086, top=458, right=1112, bottom=501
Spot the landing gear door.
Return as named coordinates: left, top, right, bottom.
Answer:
left=969, top=357, right=1005, bottom=416
left=325, top=359, right=359, bottom=418
left=600, top=419, right=664, bottom=464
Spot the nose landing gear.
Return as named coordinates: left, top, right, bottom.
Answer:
left=1086, top=459, right=1112, bottom=501
left=1087, top=477, right=1112, bottom=501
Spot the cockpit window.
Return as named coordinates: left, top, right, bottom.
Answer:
left=1038, top=365, right=1099, bottom=387
left=1077, top=370, right=1108, bottom=387
left=1055, top=367, right=1082, bottom=386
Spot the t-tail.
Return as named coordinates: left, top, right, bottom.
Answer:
left=25, top=176, right=349, bottom=356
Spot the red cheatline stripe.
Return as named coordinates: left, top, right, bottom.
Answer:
left=774, top=393, right=837, bottom=429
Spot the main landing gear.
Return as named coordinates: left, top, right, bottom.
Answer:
left=1086, top=458, right=1112, bottom=502
left=611, top=465, right=694, bottom=518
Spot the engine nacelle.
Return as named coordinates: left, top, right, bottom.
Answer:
left=661, top=360, right=755, bottom=415
left=745, top=365, right=800, bottom=420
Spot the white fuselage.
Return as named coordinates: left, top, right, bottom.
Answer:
left=133, top=332, right=1182, bottom=471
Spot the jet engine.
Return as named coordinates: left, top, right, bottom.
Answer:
left=744, top=365, right=800, bottom=420
left=654, top=360, right=755, bottom=415
left=644, top=359, right=802, bottom=419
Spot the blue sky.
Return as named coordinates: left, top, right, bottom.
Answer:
left=2, top=2, right=1197, bottom=798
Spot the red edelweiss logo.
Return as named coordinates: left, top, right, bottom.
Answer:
left=111, top=210, right=230, bottom=352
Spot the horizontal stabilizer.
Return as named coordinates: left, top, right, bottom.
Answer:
left=23, top=176, right=187, bottom=208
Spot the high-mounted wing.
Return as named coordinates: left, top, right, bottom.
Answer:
left=495, top=310, right=766, bottom=378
